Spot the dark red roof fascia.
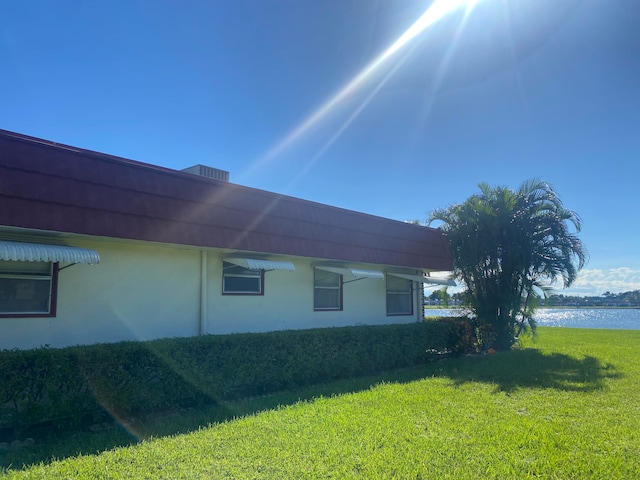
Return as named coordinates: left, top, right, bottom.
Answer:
left=0, top=130, right=453, bottom=271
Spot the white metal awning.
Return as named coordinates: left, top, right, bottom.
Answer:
left=0, top=240, right=100, bottom=264
left=315, top=266, right=385, bottom=280
left=387, top=272, right=456, bottom=286
left=224, top=257, right=295, bottom=271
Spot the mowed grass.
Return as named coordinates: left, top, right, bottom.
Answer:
left=3, top=327, right=640, bottom=479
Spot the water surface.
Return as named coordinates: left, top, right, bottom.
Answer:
left=424, top=308, right=640, bottom=330
left=534, top=308, right=640, bottom=330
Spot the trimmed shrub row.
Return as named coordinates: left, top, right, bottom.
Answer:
left=0, top=321, right=454, bottom=438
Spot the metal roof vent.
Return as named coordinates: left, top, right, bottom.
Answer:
left=181, top=164, right=229, bottom=182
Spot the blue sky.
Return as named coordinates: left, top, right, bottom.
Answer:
left=2, top=0, right=639, bottom=296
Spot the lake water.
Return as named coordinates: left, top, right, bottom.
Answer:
left=424, top=308, right=640, bottom=330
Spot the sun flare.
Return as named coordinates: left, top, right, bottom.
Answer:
left=254, top=0, right=483, bottom=168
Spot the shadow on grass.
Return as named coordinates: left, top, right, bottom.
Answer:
left=426, top=348, right=622, bottom=393
left=0, top=366, right=433, bottom=472
left=1, top=349, right=621, bottom=472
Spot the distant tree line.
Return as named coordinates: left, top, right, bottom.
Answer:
left=544, top=290, right=640, bottom=307
left=424, top=289, right=464, bottom=306
left=426, top=289, right=640, bottom=308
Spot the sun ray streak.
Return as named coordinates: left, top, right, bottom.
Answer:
left=413, top=0, right=478, bottom=133
left=232, top=50, right=419, bottom=246
left=253, top=0, right=482, bottom=169
left=502, top=0, right=531, bottom=114
left=284, top=44, right=420, bottom=190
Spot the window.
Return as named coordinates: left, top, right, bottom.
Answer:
left=222, top=261, right=263, bottom=295
left=0, top=260, right=58, bottom=317
left=386, top=275, right=413, bottom=316
left=314, top=267, right=342, bottom=311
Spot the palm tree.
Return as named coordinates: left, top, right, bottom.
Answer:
left=429, top=179, right=587, bottom=350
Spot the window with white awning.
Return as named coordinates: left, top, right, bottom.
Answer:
left=222, top=257, right=295, bottom=295
left=0, top=241, right=100, bottom=318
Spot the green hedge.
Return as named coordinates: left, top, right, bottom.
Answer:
left=0, top=321, right=454, bottom=438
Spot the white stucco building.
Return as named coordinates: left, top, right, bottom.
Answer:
left=0, top=129, right=453, bottom=350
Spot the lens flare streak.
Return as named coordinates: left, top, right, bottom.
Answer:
left=257, top=0, right=480, bottom=166
left=283, top=43, right=419, bottom=190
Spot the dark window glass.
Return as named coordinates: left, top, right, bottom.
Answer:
left=386, top=276, right=413, bottom=315
left=314, top=268, right=342, bottom=310
left=0, top=261, right=55, bottom=316
left=222, top=262, right=263, bottom=295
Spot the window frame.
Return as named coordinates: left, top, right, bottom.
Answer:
left=0, top=261, right=59, bottom=318
left=386, top=274, right=414, bottom=316
left=313, top=267, right=343, bottom=311
left=221, top=261, right=264, bottom=296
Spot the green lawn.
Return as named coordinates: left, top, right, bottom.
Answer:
left=3, top=327, right=640, bottom=479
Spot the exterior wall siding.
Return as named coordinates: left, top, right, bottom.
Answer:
left=0, top=130, right=450, bottom=350
left=1, top=236, right=419, bottom=350
left=0, top=239, right=201, bottom=350
left=207, top=260, right=403, bottom=335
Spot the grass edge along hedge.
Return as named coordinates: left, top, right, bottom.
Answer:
left=0, top=320, right=458, bottom=438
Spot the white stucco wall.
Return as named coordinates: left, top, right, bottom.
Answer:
left=1, top=239, right=201, bottom=350
left=1, top=236, right=420, bottom=350
left=205, top=259, right=410, bottom=334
